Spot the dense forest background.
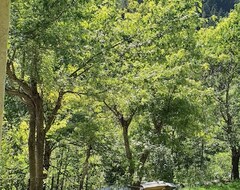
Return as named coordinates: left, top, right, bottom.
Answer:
left=203, top=0, right=238, bottom=17
left=0, top=0, right=240, bottom=190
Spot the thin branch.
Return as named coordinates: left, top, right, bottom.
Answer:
left=166, top=85, right=177, bottom=114
left=6, top=88, right=33, bottom=107
left=22, top=0, right=76, bottom=39
left=69, top=28, right=164, bottom=79
left=6, top=60, right=32, bottom=96
left=58, top=90, right=108, bottom=100
left=219, top=107, right=228, bottom=124
left=45, top=91, right=66, bottom=134
left=103, top=101, right=137, bottom=127
left=214, top=95, right=225, bottom=105
left=44, top=89, right=106, bottom=134
left=49, top=165, right=75, bottom=184
left=126, top=108, right=138, bottom=126
left=74, top=65, right=94, bottom=78
left=69, top=40, right=125, bottom=78
left=8, top=47, right=17, bottom=63
left=103, top=101, right=120, bottom=118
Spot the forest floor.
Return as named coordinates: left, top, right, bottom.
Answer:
left=183, top=181, right=240, bottom=190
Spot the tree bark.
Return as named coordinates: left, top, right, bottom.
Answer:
left=103, top=102, right=137, bottom=185
left=231, top=148, right=240, bottom=180
left=44, top=140, right=53, bottom=171
left=28, top=111, right=37, bottom=190
left=35, top=96, right=45, bottom=190
left=27, top=96, right=45, bottom=190
left=79, top=145, right=92, bottom=190
left=122, top=124, right=135, bottom=182
left=50, top=177, right=54, bottom=190
left=0, top=0, right=10, bottom=148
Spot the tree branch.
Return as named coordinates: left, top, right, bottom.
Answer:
left=126, top=108, right=137, bottom=126
left=5, top=87, right=33, bottom=107
left=44, top=91, right=66, bottom=134
left=103, top=101, right=120, bottom=118
left=69, top=40, right=126, bottom=78
left=6, top=60, right=32, bottom=96
left=103, top=101, right=137, bottom=127
left=21, top=0, right=76, bottom=39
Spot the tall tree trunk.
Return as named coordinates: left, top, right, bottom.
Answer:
left=35, top=97, right=45, bottom=190
left=28, top=106, right=45, bottom=190
left=79, top=145, right=92, bottom=190
left=122, top=125, right=135, bottom=182
left=28, top=91, right=45, bottom=190
left=0, top=0, right=10, bottom=148
left=28, top=111, right=37, bottom=190
left=231, top=148, right=240, bottom=180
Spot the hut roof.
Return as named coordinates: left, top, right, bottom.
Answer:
left=141, top=181, right=177, bottom=190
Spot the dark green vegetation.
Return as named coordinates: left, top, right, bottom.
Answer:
left=184, top=181, right=240, bottom=190
left=0, top=0, right=240, bottom=190
left=202, top=0, right=238, bottom=17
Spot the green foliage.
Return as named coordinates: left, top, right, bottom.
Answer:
left=2, top=0, right=240, bottom=189
left=0, top=121, right=28, bottom=189
left=184, top=181, right=240, bottom=190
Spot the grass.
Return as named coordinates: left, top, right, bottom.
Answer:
left=183, top=181, right=240, bottom=190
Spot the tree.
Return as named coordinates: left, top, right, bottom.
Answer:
left=199, top=4, right=240, bottom=180
left=0, top=0, right=10, bottom=148
left=87, top=0, right=205, bottom=187
left=6, top=1, right=85, bottom=189
left=4, top=0, right=240, bottom=188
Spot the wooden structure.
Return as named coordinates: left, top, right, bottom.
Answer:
left=140, top=181, right=177, bottom=190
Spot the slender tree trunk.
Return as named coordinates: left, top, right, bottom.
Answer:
left=60, top=148, right=69, bottom=190
left=28, top=111, right=37, bottom=190
left=60, top=177, right=65, bottom=190
left=44, top=140, right=53, bottom=171
left=35, top=97, right=45, bottom=190
left=85, top=171, right=89, bottom=190
left=56, top=149, right=64, bottom=190
left=50, top=177, right=54, bottom=190
left=231, top=148, right=240, bottom=180
left=28, top=92, right=45, bottom=190
left=103, top=102, right=137, bottom=187
left=79, top=145, right=92, bottom=190
left=200, top=138, right=204, bottom=169
left=122, top=125, right=135, bottom=182
left=0, top=0, right=10, bottom=148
